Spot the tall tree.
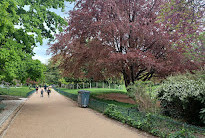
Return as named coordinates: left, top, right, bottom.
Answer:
left=44, top=60, right=61, bottom=85
left=158, top=0, right=205, bottom=62
left=0, top=0, right=74, bottom=83
left=50, top=0, right=204, bottom=87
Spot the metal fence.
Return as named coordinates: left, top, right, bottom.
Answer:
left=55, top=82, right=123, bottom=90
left=55, top=88, right=205, bottom=135
left=26, top=90, right=36, bottom=97
left=55, top=88, right=78, bottom=101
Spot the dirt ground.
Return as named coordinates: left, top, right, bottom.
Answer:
left=96, top=93, right=136, bottom=104
left=2, top=89, right=154, bottom=138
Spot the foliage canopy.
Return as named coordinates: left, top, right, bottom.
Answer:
left=0, top=0, right=74, bottom=83
left=50, top=0, right=204, bottom=86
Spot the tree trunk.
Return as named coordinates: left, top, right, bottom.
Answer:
left=122, top=69, right=131, bottom=87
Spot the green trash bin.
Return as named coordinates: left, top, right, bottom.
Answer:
left=78, top=90, right=90, bottom=107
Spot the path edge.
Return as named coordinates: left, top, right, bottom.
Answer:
left=55, top=90, right=155, bottom=138
left=0, top=97, right=29, bottom=137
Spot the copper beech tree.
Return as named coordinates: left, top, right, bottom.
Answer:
left=50, top=0, right=204, bottom=87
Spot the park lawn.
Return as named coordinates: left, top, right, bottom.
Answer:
left=91, top=97, right=136, bottom=108
left=58, top=88, right=127, bottom=95
left=0, top=86, right=35, bottom=97
left=58, top=88, right=137, bottom=108
left=57, top=84, right=160, bottom=108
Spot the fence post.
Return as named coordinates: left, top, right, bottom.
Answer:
left=128, top=109, right=130, bottom=116
left=103, top=82, right=104, bottom=88
left=109, top=83, right=110, bottom=89
left=83, top=83, right=84, bottom=89
left=77, top=83, right=79, bottom=89
left=90, top=83, right=91, bottom=89
left=103, top=103, right=105, bottom=112
left=96, top=82, right=98, bottom=88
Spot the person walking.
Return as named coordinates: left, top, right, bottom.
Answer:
left=47, top=88, right=51, bottom=97
left=41, top=89, right=44, bottom=97
left=36, top=86, right=38, bottom=93
left=44, top=85, right=47, bottom=92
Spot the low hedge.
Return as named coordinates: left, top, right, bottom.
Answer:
left=104, top=104, right=205, bottom=138
left=55, top=87, right=205, bottom=137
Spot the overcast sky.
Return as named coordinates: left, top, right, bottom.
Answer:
left=32, top=2, right=75, bottom=64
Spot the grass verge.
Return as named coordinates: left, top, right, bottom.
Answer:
left=58, top=88, right=126, bottom=95
left=0, top=86, right=35, bottom=97
left=58, top=87, right=135, bottom=108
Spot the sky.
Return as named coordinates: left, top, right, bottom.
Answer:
left=32, top=2, right=75, bottom=64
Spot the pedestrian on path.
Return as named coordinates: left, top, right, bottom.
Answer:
left=47, top=88, right=51, bottom=97
left=44, top=85, right=47, bottom=92
left=36, top=86, right=38, bottom=94
left=41, top=89, right=44, bottom=97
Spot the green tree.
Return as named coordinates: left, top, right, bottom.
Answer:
left=0, top=0, right=74, bottom=83
left=26, top=59, right=46, bottom=82
left=0, top=44, right=29, bottom=82
left=44, top=60, right=61, bottom=85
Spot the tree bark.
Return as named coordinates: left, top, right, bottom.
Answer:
left=122, top=69, right=131, bottom=87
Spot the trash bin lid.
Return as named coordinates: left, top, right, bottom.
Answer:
left=78, top=90, right=90, bottom=93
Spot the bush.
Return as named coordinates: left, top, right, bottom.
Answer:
left=104, top=104, right=167, bottom=137
left=168, top=128, right=195, bottom=138
left=127, top=81, right=158, bottom=113
left=158, top=70, right=205, bottom=126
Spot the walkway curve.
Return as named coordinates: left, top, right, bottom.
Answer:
left=3, top=88, right=153, bottom=138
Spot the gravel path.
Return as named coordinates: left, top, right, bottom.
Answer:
left=0, top=98, right=26, bottom=127
left=3, top=89, right=153, bottom=138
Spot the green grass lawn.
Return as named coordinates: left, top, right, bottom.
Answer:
left=0, top=86, right=35, bottom=97
left=58, top=87, right=137, bottom=107
left=91, top=97, right=137, bottom=108
left=58, top=88, right=127, bottom=95
left=57, top=84, right=160, bottom=108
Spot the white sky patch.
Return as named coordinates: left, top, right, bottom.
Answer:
left=32, top=54, right=51, bottom=65
left=32, top=2, right=75, bottom=64
left=33, top=39, right=51, bottom=64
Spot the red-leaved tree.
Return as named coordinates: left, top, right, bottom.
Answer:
left=50, top=0, right=204, bottom=87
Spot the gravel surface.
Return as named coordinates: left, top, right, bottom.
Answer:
left=3, top=89, right=154, bottom=138
left=0, top=98, right=26, bottom=127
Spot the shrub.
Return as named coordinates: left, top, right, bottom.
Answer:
left=104, top=104, right=128, bottom=122
left=168, top=128, right=195, bottom=138
left=104, top=104, right=167, bottom=137
left=158, top=70, right=205, bottom=126
left=200, top=108, right=205, bottom=124
left=127, top=81, right=158, bottom=113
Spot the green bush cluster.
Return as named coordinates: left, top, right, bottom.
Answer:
left=127, top=81, right=158, bottom=113
left=104, top=104, right=198, bottom=138
left=104, top=104, right=156, bottom=133
left=158, top=70, right=205, bottom=126
left=168, top=128, right=195, bottom=138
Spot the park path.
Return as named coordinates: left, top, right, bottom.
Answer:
left=2, top=88, right=152, bottom=138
